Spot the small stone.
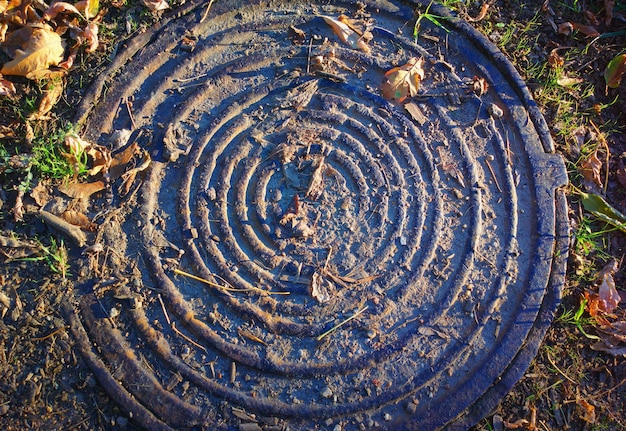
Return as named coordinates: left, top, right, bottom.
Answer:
left=405, top=401, right=417, bottom=415
left=383, top=413, right=392, bottom=421
left=333, top=425, right=342, bottom=431
left=0, top=403, right=9, bottom=416
left=325, top=418, right=333, bottom=426
left=321, top=386, right=333, bottom=399
left=492, top=414, right=504, bottom=431
left=239, top=423, right=262, bottom=431
left=116, top=416, right=128, bottom=428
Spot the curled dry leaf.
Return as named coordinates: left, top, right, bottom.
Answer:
left=76, top=0, right=99, bottom=19
left=62, top=210, right=97, bottom=231
left=467, top=3, right=489, bottom=22
left=84, top=21, right=99, bottom=53
left=576, top=399, right=596, bottom=424
left=43, top=1, right=81, bottom=21
left=1, top=24, right=65, bottom=78
left=29, top=78, right=65, bottom=120
left=556, top=76, right=583, bottom=87
left=320, top=15, right=371, bottom=53
left=142, top=0, right=169, bottom=12
left=604, top=53, right=626, bottom=89
left=381, top=57, right=425, bottom=103
left=597, top=259, right=620, bottom=314
left=58, top=180, right=106, bottom=199
left=0, top=73, right=16, bottom=97
left=547, top=49, right=564, bottom=69
left=579, top=149, right=603, bottom=192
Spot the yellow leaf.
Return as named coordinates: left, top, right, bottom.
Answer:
left=381, top=57, right=425, bottom=102
left=1, top=25, right=65, bottom=78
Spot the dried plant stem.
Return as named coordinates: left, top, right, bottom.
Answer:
left=158, top=294, right=208, bottom=353
left=173, top=268, right=289, bottom=295
left=317, top=305, right=368, bottom=341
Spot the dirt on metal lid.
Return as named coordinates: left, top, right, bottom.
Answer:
left=67, top=0, right=569, bottom=429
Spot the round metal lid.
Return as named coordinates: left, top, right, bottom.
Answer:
left=66, top=1, right=569, bottom=429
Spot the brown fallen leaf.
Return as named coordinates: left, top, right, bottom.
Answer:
left=467, top=3, right=489, bottom=22
left=584, top=10, right=600, bottom=26
left=29, top=78, right=65, bottom=120
left=142, top=0, right=169, bottom=12
left=0, top=73, right=16, bottom=97
left=547, top=49, right=564, bottom=69
left=597, top=259, right=620, bottom=314
left=320, top=15, right=371, bottom=53
left=577, top=399, right=596, bottom=424
left=1, top=24, right=65, bottom=78
left=579, top=149, right=603, bottom=192
left=381, top=57, right=425, bottom=103
left=76, top=0, right=99, bottom=19
left=42, top=1, right=81, bottom=20
left=62, top=210, right=97, bottom=231
left=109, top=142, right=140, bottom=180
left=117, top=148, right=151, bottom=196
left=571, top=22, right=601, bottom=37
left=305, top=156, right=325, bottom=200
left=58, top=180, right=106, bottom=199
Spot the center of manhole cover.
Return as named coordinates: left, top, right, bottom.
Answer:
left=65, top=0, right=569, bottom=429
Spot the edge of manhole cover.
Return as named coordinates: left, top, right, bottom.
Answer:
left=65, top=1, right=569, bottom=429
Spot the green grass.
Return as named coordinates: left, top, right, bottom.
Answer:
left=555, top=299, right=600, bottom=340
left=20, top=237, right=70, bottom=279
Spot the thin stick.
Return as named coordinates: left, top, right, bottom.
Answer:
left=158, top=293, right=208, bottom=353
left=545, top=351, right=578, bottom=385
left=32, top=326, right=67, bottom=341
left=317, top=305, right=368, bottom=341
left=125, top=99, right=136, bottom=130
left=174, top=268, right=289, bottom=295
left=200, top=0, right=215, bottom=24
left=485, top=156, right=502, bottom=193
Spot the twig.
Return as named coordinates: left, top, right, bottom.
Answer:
left=174, top=268, right=289, bottom=295
left=200, top=0, right=215, bottom=24
left=124, top=98, right=136, bottom=130
left=317, top=305, right=368, bottom=341
left=484, top=155, right=502, bottom=193
left=32, top=326, right=67, bottom=341
left=158, top=294, right=208, bottom=353
left=545, top=351, right=578, bottom=385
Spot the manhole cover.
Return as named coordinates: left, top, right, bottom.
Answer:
left=66, top=0, right=569, bottom=429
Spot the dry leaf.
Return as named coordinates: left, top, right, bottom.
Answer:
left=29, top=79, right=64, bottom=120
left=547, top=49, right=564, bottom=68
left=597, top=259, right=620, bottom=313
left=76, top=0, right=99, bottom=19
left=62, top=210, right=97, bottom=231
left=467, top=3, right=489, bottom=22
left=0, top=73, right=16, bottom=97
left=579, top=149, right=603, bottom=192
left=42, top=1, right=81, bottom=20
left=381, top=57, right=425, bottom=103
left=305, top=156, right=325, bottom=200
left=310, top=270, right=332, bottom=304
left=577, top=399, right=596, bottom=424
left=604, top=54, right=626, bottom=89
left=109, top=142, right=139, bottom=180
left=556, top=76, right=583, bottom=87
left=320, top=15, right=371, bottom=53
left=470, top=75, right=489, bottom=96
left=58, top=180, right=106, bottom=199
left=84, top=21, right=99, bottom=53
left=571, top=22, right=600, bottom=37
left=142, top=0, right=169, bottom=12
left=1, top=25, right=65, bottom=78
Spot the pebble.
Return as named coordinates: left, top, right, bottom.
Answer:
left=383, top=413, right=392, bottom=421
left=405, top=400, right=417, bottom=414
left=0, top=403, right=9, bottom=416
left=321, top=386, right=333, bottom=399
